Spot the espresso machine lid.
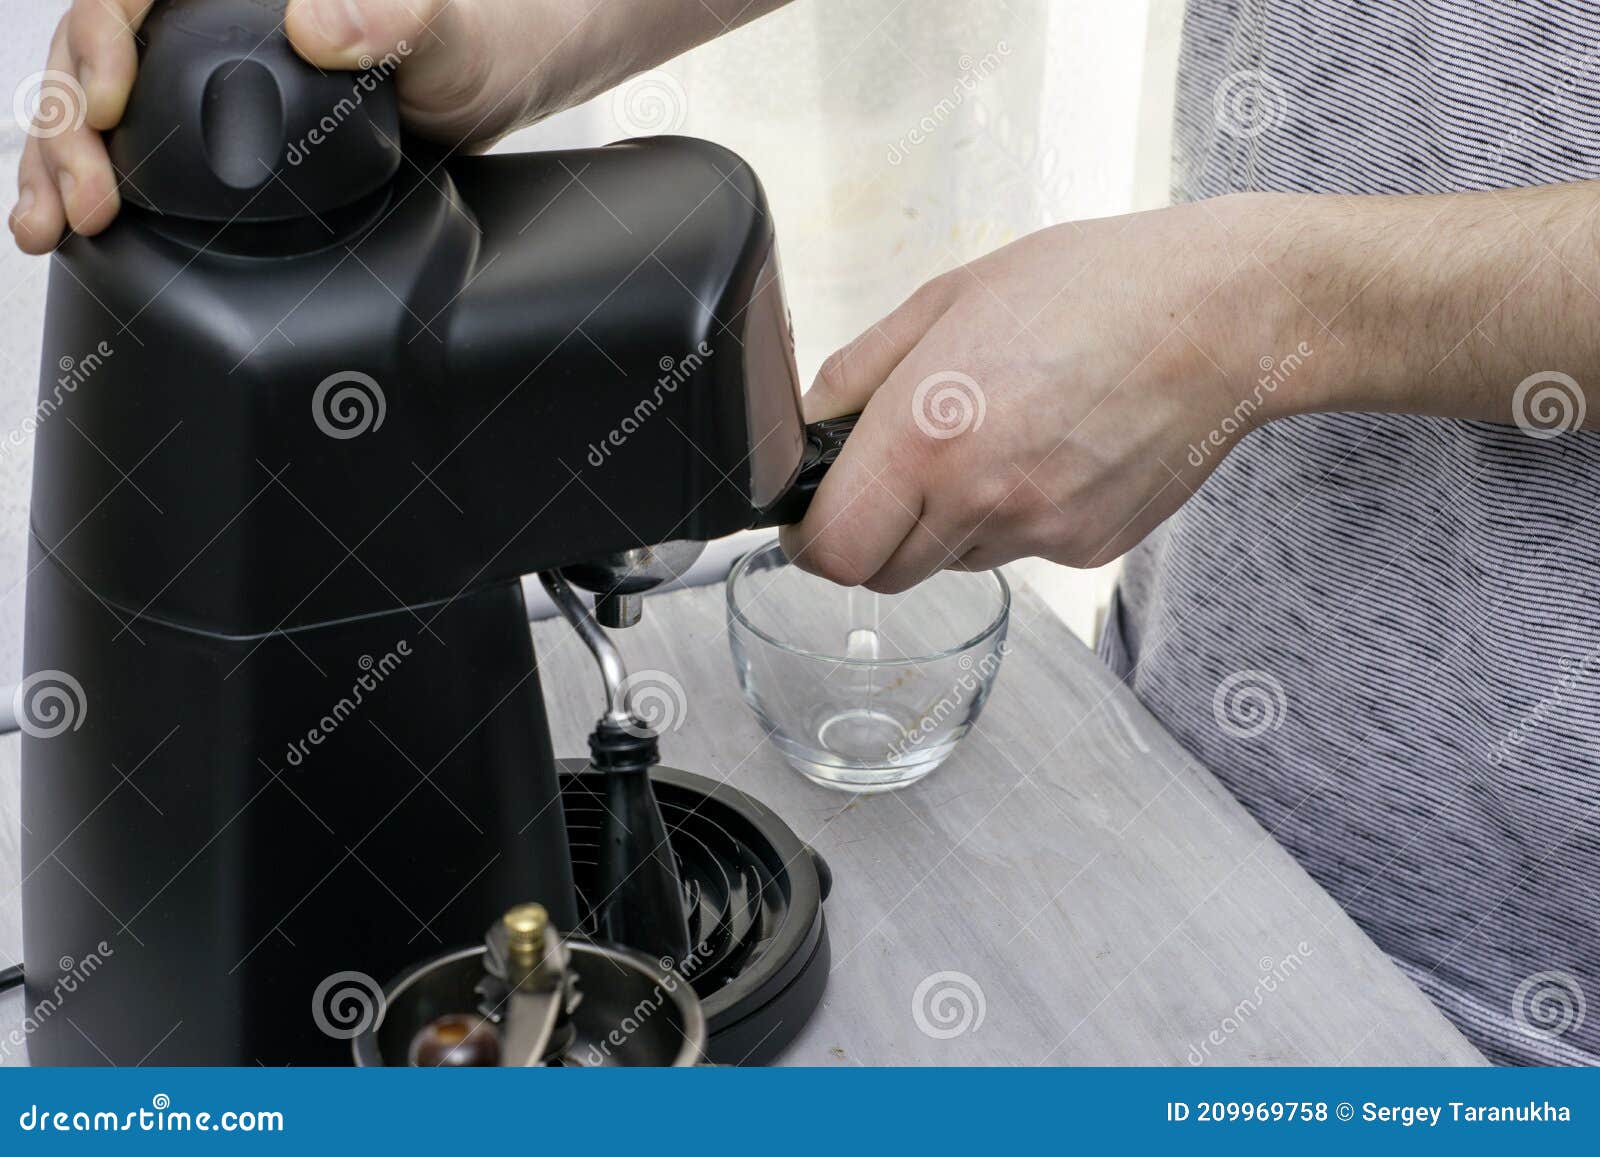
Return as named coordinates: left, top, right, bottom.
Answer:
left=108, top=0, right=402, bottom=222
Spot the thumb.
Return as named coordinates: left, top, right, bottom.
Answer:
left=285, top=0, right=441, bottom=69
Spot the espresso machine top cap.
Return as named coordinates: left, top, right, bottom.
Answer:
left=108, top=0, right=402, bottom=223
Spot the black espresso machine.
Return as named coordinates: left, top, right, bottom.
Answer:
left=18, top=0, right=843, bottom=1065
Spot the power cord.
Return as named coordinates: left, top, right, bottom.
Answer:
left=0, top=964, right=22, bottom=993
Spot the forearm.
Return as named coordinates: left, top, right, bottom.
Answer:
left=514, top=0, right=795, bottom=122
left=1253, top=181, right=1600, bottom=428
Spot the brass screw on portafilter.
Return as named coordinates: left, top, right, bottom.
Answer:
left=502, top=902, right=550, bottom=986
left=539, top=571, right=692, bottom=964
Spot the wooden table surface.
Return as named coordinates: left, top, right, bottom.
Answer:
left=0, top=574, right=1483, bottom=1066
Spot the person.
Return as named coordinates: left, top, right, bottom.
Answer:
left=14, top=0, right=1598, bottom=1067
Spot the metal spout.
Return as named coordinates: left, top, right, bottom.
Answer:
left=538, top=570, right=634, bottom=729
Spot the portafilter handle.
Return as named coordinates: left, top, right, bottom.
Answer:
left=752, top=413, right=859, bottom=528
left=556, top=413, right=860, bottom=633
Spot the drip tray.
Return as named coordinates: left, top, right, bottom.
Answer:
left=558, top=760, right=830, bottom=1065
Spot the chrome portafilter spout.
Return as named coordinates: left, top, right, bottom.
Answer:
left=558, top=540, right=705, bottom=628
left=539, top=571, right=691, bottom=964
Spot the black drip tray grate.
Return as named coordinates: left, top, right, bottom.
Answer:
left=557, top=761, right=830, bottom=1065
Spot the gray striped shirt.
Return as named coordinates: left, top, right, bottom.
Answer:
left=1102, top=0, right=1600, bottom=1065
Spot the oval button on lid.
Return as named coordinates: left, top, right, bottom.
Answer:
left=201, top=60, right=285, bottom=190
left=108, top=0, right=400, bottom=223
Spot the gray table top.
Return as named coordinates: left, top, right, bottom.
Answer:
left=0, top=575, right=1483, bottom=1066
left=535, top=579, right=1482, bottom=1066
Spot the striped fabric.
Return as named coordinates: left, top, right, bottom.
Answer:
left=1102, top=0, right=1600, bottom=1065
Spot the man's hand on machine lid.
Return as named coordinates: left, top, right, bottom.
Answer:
left=10, top=0, right=146, bottom=252
left=9, top=0, right=513, bottom=254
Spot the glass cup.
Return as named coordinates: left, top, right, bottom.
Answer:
left=726, top=541, right=1011, bottom=793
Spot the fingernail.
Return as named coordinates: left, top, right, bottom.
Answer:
left=303, top=0, right=367, bottom=48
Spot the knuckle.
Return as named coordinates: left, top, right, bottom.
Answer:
left=71, top=170, right=118, bottom=227
left=909, top=269, right=960, bottom=312
left=813, top=347, right=850, bottom=399
left=959, top=472, right=1015, bottom=522
left=1045, top=528, right=1098, bottom=570
left=424, top=5, right=494, bottom=103
left=435, top=59, right=494, bottom=111
left=798, top=543, right=872, bottom=588
left=862, top=573, right=909, bottom=596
